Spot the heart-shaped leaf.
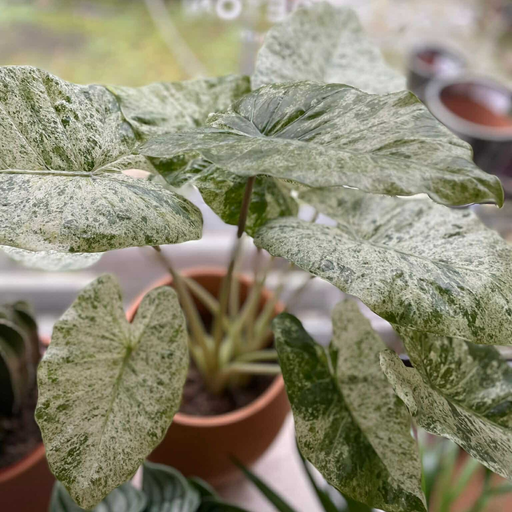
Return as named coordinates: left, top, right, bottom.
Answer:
left=252, top=3, right=405, bottom=94
left=143, top=461, right=201, bottom=512
left=380, top=331, right=512, bottom=480
left=273, top=301, right=426, bottom=512
left=256, top=188, right=512, bottom=345
left=109, top=75, right=250, bottom=142
left=0, top=246, right=103, bottom=271
left=49, top=480, right=147, bottom=512
left=0, top=66, right=203, bottom=253
left=36, top=274, right=189, bottom=509
left=141, top=82, right=502, bottom=208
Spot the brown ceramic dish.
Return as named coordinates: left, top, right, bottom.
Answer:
left=126, top=267, right=289, bottom=486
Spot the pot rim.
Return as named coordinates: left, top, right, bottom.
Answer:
left=425, top=74, right=512, bottom=141
left=408, top=43, right=466, bottom=79
left=126, top=266, right=286, bottom=429
left=0, top=440, right=46, bottom=484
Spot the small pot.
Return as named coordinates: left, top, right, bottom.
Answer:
left=406, top=44, right=466, bottom=102
left=127, top=267, right=289, bottom=486
left=425, top=75, right=512, bottom=195
left=0, top=338, right=54, bottom=512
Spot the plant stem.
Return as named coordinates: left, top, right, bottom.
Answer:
left=152, top=247, right=214, bottom=369
left=225, top=362, right=281, bottom=376
left=212, top=176, right=255, bottom=364
left=235, top=350, right=279, bottom=363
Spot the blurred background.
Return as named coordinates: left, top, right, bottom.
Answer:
left=0, top=0, right=510, bottom=86
left=1, top=2, right=512, bottom=510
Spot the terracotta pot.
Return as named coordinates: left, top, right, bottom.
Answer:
left=127, top=267, right=290, bottom=486
left=0, top=338, right=54, bottom=512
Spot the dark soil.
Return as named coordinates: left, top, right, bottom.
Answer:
left=0, top=384, right=41, bottom=469
left=180, top=362, right=274, bottom=416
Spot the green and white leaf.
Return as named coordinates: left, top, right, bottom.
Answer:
left=143, top=461, right=201, bottom=512
left=0, top=246, right=103, bottom=271
left=252, top=2, right=405, bottom=94
left=109, top=75, right=250, bottom=142
left=0, top=66, right=202, bottom=253
left=141, top=82, right=502, bottom=208
left=380, top=331, right=512, bottom=479
left=273, top=301, right=426, bottom=512
left=256, top=188, right=512, bottom=345
left=36, top=274, right=189, bottom=509
left=153, top=157, right=298, bottom=236
left=49, top=481, right=147, bottom=512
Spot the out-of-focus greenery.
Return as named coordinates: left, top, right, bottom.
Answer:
left=0, top=0, right=244, bottom=85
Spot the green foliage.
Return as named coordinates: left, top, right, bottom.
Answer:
left=0, top=302, right=39, bottom=416
left=273, top=301, right=426, bottom=512
left=141, top=80, right=502, bottom=209
left=0, top=2, right=507, bottom=511
left=256, top=187, right=512, bottom=345
left=36, top=275, right=189, bottom=508
left=381, top=330, right=512, bottom=479
left=252, top=1, right=406, bottom=93
left=49, top=461, right=249, bottom=512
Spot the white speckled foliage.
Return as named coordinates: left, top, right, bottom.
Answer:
left=381, top=331, right=512, bottom=479
left=0, top=246, right=103, bottom=271
left=36, top=275, right=189, bottom=509
left=252, top=2, right=406, bottom=94
left=141, top=82, right=503, bottom=208
left=0, top=66, right=203, bottom=254
left=273, top=301, right=426, bottom=512
left=109, top=75, right=250, bottom=142
left=255, top=188, right=512, bottom=345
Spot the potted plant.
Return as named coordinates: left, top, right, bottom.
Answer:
left=1, top=2, right=512, bottom=511
left=0, top=302, right=54, bottom=512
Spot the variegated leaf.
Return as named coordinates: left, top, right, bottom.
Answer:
left=0, top=66, right=202, bottom=253
left=252, top=3, right=405, bottom=94
left=380, top=332, right=512, bottom=479
left=0, top=246, right=103, bottom=271
left=256, top=188, right=512, bottom=345
left=109, top=75, right=250, bottom=142
left=141, top=82, right=503, bottom=208
left=143, top=462, right=201, bottom=512
left=50, top=481, right=147, bottom=512
left=36, top=275, right=189, bottom=509
left=273, top=301, right=426, bottom=512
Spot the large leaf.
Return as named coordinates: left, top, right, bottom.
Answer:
left=143, top=461, right=201, bottom=512
left=256, top=188, right=512, bottom=345
left=109, top=75, right=250, bottom=142
left=141, top=82, right=503, bottom=208
left=0, top=66, right=202, bottom=253
left=381, top=330, right=512, bottom=480
left=0, top=246, right=103, bottom=271
left=273, top=301, right=426, bottom=512
left=36, top=274, right=189, bottom=509
left=49, top=481, right=147, bottom=512
left=252, top=3, right=405, bottom=94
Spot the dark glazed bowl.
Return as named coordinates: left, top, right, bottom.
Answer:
left=425, top=75, right=512, bottom=195
left=407, top=44, right=466, bottom=102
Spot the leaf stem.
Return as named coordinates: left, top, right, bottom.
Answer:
left=235, top=350, right=279, bottom=363
left=212, top=176, right=255, bottom=365
left=152, top=247, right=214, bottom=369
left=225, top=362, right=281, bottom=376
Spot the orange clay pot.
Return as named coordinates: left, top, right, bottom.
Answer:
left=0, top=338, right=54, bottom=512
left=127, top=267, right=290, bottom=487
